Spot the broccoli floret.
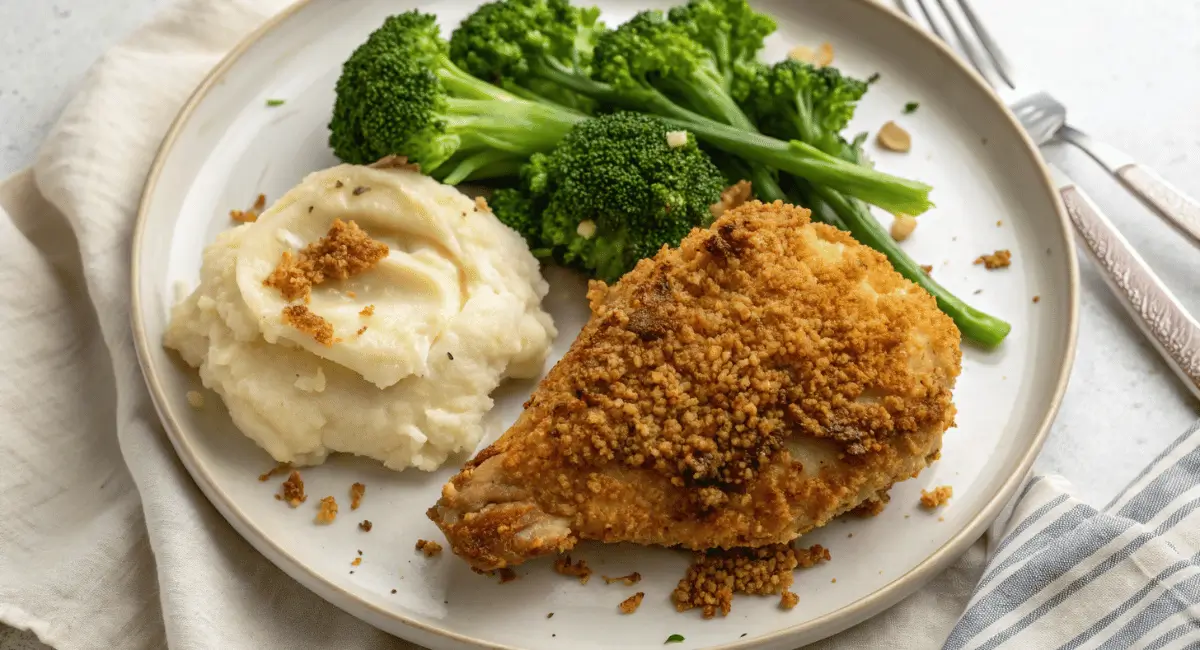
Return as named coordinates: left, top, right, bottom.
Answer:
left=667, top=0, right=776, bottom=94
left=529, top=113, right=724, bottom=282
left=449, top=0, right=606, bottom=113
left=329, top=11, right=586, bottom=184
left=489, top=186, right=543, bottom=247
left=741, top=59, right=868, bottom=156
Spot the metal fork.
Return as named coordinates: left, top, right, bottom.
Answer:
left=899, top=0, right=1200, bottom=401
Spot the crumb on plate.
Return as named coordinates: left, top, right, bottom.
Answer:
left=282, top=305, right=335, bottom=347
left=359, top=519, right=373, bottom=532
left=360, top=304, right=375, bottom=317
left=185, top=390, right=205, bottom=409
left=474, top=196, right=490, bottom=212
left=1033, top=295, right=1041, bottom=304
left=230, top=193, right=267, bottom=223
left=315, top=496, right=338, bottom=524
left=350, top=482, right=365, bottom=510
left=416, top=539, right=443, bottom=557
left=553, top=555, right=592, bottom=585
left=258, top=462, right=291, bottom=482
left=263, top=219, right=388, bottom=303
left=351, top=557, right=362, bottom=567
left=780, top=590, right=799, bottom=610
left=602, top=572, right=642, bottom=586
left=672, top=544, right=830, bottom=619
left=974, top=249, right=1012, bottom=270
left=277, top=470, right=306, bottom=507
left=497, top=568, right=518, bottom=583
left=619, top=592, right=645, bottom=614
left=920, top=264, right=933, bottom=275
left=920, top=485, right=954, bottom=509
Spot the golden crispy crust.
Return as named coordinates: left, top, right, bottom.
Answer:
left=429, top=201, right=961, bottom=571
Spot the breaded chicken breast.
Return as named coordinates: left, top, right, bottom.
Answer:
left=428, top=201, right=961, bottom=572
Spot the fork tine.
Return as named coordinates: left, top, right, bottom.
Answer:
left=932, top=0, right=999, bottom=85
left=954, top=0, right=1018, bottom=89
left=912, top=0, right=953, bottom=47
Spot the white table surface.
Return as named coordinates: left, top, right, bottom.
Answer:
left=2, top=0, right=1198, bottom=648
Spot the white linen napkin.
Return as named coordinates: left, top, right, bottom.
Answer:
left=1, top=1, right=1192, bottom=649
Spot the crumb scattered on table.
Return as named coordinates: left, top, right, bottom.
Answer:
left=920, top=485, right=954, bottom=509
left=974, top=249, right=1012, bottom=270
left=618, top=592, right=645, bottom=614
left=350, top=482, right=365, bottom=510
left=553, top=555, right=592, bottom=584
left=416, top=539, right=443, bottom=557
left=277, top=470, right=307, bottom=507
left=185, top=390, right=205, bottom=409
left=602, top=572, right=642, bottom=586
left=780, top=591, right=799, bottom=610
left=315, top=496, right=338, bottom=524
left=264, top=219, right=388, bottom=303
left=359, top=519, right=373, bottom=532
left=672, top=544, right=830, bottom=619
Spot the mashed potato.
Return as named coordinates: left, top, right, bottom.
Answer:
left=164, top=162, right=556, bottom=471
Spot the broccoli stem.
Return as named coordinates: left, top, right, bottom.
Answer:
left=810, top=185, right=1011, bottom=346
left=665, top=116, right=933, bottom=216
left=663, top=69, right=756, bottom=131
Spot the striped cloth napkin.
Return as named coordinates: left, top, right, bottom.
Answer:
left=946, top=421, right=1200, bottom=649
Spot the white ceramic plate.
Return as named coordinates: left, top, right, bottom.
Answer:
left=131, top=0, right=1079, bottom=648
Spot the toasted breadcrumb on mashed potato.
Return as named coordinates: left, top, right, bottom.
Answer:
left=163, top=163, right=556, bottom=472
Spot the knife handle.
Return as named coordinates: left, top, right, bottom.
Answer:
left=1057, top=174, right=1200, bottom=402
left=1116, top=164, right=1200, bottom=249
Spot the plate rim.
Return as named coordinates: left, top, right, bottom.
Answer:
left=129, top=0, right=1081, bottom=647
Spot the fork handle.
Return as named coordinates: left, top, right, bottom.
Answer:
left=1115, top=164, right=1200, bottom=248
left=1054, top=168, right=1200, bottom=401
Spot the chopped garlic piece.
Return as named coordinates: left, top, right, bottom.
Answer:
left=814, top=42, right=834, bottom=67
left=576, top=220, right=597, bottom=239
left=665, top=131, right=689, bottom=149
left=890, top=214, right=917, bottom=241
left=787, top=45, right=815, bottom=63
left=877, top=121, right=912, bottom=153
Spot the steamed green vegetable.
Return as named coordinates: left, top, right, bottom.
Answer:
left=328, top=11, right=586, bottom=184
left=493, top=112, right=725, bottom=282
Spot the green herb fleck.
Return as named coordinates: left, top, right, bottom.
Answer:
left=665, top=634, right=685, bottom=644
left=903, top=101, right=919, bottom=114
left=265, top=98, right=286, bottom=107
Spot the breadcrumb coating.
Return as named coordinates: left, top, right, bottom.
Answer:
left=429, top=201, right=960, bottom=571
left=264, top=219, right=388, bottom=302
left=282, top=305, right=335, bottom=347
left=672, top=543, right=830, bottom=618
